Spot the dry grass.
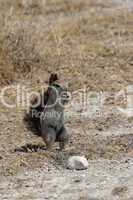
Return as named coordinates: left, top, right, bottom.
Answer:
left=0, top=0, right=133, bottom=90
left=0, top=18, right=44, bottom=85
left=1, top=26, right=43, bottom=77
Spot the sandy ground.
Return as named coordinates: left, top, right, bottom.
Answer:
left=1, top=159, right=133, bottom=200
left=0, top=0, right=133, bottom=199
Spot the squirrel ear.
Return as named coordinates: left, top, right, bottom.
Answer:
left=49, top=73, right=58, bottom=85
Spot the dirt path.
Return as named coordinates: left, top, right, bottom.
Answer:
left=1, top=159, right=133, bottom=200
left=1, top=82, right=133, bottom=200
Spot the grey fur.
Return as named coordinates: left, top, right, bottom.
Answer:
left=27, top=73, right=69, bottom=150
left=40, top=82, right=69, bottom=150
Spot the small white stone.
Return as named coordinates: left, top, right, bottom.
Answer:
left=67, top=156, right=89, bottom=170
